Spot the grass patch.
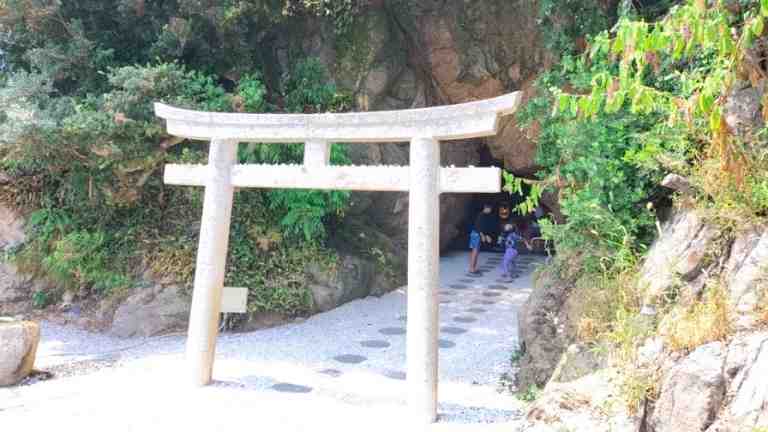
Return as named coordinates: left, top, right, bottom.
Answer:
left=574, top=264, right=651, bottom=365
left=619, top=368, right=659, bottom=416
left=659, top=283, right=731, bottom=352
left=519, top=384, right=542, bottom=402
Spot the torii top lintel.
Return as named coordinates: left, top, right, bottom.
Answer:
left=154, top=92, right=522, bottom=143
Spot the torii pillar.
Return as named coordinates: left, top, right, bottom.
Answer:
left=155, top=92, right=522, bottom=424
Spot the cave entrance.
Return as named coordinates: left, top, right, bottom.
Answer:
left=445, top=149, right=553, bottom=256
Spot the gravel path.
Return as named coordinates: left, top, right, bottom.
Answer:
left=0, top=251, right=543, bottom=431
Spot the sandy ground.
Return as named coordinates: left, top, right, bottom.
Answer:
left=0, top=251, right=545, bottom=431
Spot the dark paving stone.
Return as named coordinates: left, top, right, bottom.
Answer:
left=453, top=316, right=477, bottom=324
left=379, top=327, right=406, bottom=336
left=488, top=284, right=509, bottom=290
left=360, top=340, right=391, bottom=348
left=318, top=368, right=342, bottom=378
left=466, top=307, right=487, bottom=313
left=439, top=339, right=456, bottom=349
left=439, top=299, right=452, bottom=304
left=397, top=315, right=407, bottom=321
left=465, top=272, right=484, bottom=278
left=458, top=278, right=474, bottom=283
left=483, top=291, right=502, bottom=297
left=441, top=290, right=458, bottom=296
left=333, top=354, right=367, bottom=364
left=495, top=278, right=515, bottom=284
left=271, top=383, right=313, bottom=393
left=383, top=370, right=406, bottom=380
left=449, top=284, right=468, bottom=290
left=441, top=326, right=468, bottom=335
left=473, top=299, right=496, bottom=305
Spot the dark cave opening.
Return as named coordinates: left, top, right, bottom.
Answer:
left=443, top=144, right=553, bottom=255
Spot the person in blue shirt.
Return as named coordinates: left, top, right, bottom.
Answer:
left=501, top=223, right=531, bottom=278
left=468, top=203, right=496, bottom=274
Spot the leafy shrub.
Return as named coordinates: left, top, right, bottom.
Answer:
left=32, top=290, right=49, bottom=309
left=519, top=384, right=542, bottom=402
left=553, top=0, right=768, bottom=223
left=284, top=57, right=352, bottom=113
left=235, top=73, right=267, bottom=113
left=517, top=60, right=673, bottom=268
left=42, top=230, right=130, bottom=293
left=1, top=55, right=351, bottom=313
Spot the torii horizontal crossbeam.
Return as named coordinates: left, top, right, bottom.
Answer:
left=164, top=164, right=501, bottom=193
left=154, top=92, right=521, bottom=143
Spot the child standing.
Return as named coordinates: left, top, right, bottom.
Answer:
left=501, top=224, right=530, bottom=278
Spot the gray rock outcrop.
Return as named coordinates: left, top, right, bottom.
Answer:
left=549, top=342, right=607, bottom=384
left=0, top=204, right=35, bottom=315
left=722, top=227, right=768, bottom=329
left=0, top=319, right=40, bottom=386
left=639, top=209, right=719, bottom=312
left=706, top=332, right=768, bottom=431
left=110, top=285, right=191, bottom=337
left=724, top=83, right=764, bottom=138
left=648, top=342, right=727, bottom=432
left=307, top=255, right=395, bottom=313
left=518, top=269, right=579, bottom=389
left=526, top=369, right=639, bottom=432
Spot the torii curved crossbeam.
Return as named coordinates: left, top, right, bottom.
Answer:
left=154, top=92, right=521, bottom=142
left=155, top=92, right=523, bottom=425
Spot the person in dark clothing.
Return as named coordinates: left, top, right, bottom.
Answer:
left=468, top=203, right=496, bottom=274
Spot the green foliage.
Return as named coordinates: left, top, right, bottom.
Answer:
left=536, top=0, right=615, bottom=53
left=530, top=1, right=768, bottom=412
left=32, top=290, right=49, bottom=309
left=285, top=0, right=365, bottom=37
left=235, top=73, right=267, bottom=113
left=268, top=189, right=348, bottom=242
left=237, top=57, right=353, bottom=242
left=284, top=58, right=352, bottom=113
left=519, top=384, right=542, bottom=402
left=1, top=53, right=350, bottom=313
left=518, top=59, right=671, bottom=267
left=42, top=229, right=130, bottom=293
left=509, top=344, right=525, bottom=364
left=220, top=190, right=339, bottom=316
left=502, top=171, right=543, bottom=216
left=554, top=0, right=768, bottom=221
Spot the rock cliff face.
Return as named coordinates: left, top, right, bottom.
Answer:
left=519, top=207, right=768, bottom=432
left=0, top=205, right=37, bottom=316
left=266, top=1, right=550, bottom=249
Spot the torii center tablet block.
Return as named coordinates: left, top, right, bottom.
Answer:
left=155, top=92, right=522, bottom=424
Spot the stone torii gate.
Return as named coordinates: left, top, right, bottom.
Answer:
left=155, top=92, right=521, bottom=424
